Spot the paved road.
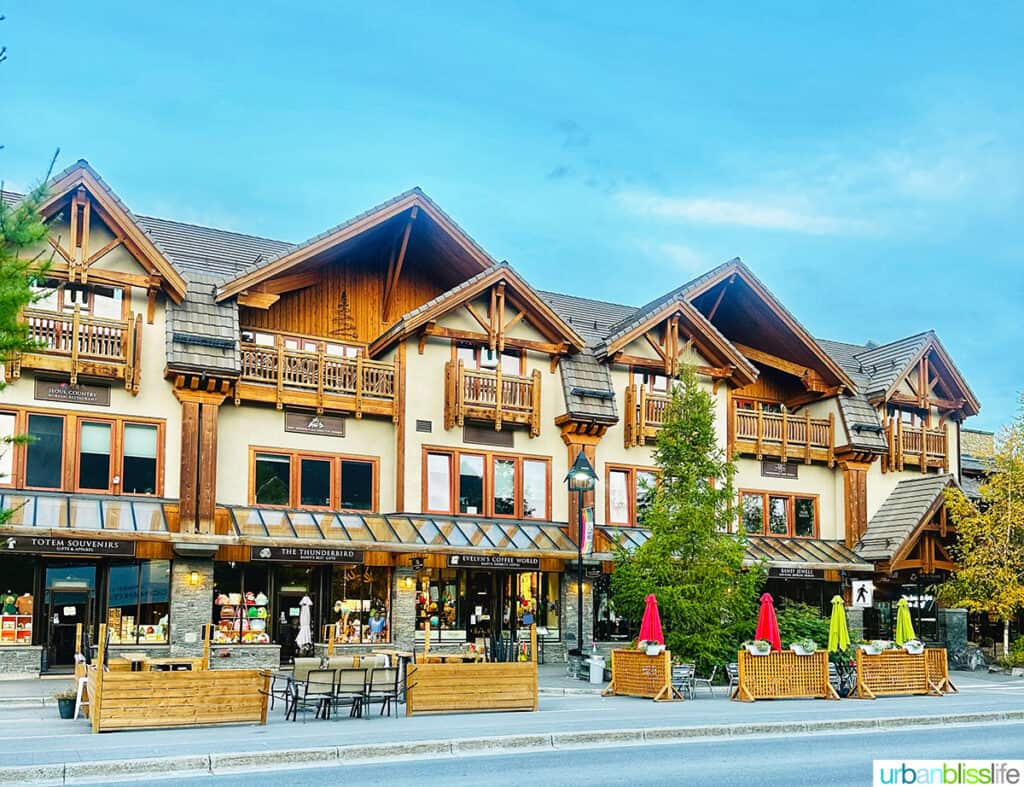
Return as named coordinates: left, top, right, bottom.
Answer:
left=114, top=721, right=1024, bottom=787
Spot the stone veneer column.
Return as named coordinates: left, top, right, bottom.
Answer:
left=845, top=606, right=865, bottom=643
left=560, top=573, right=594, bottom=655
left=391, top=566, right=417, bottom=653
left=169, top=557, right=214, bottom=657
left=938, top=608, right=967, bottom=651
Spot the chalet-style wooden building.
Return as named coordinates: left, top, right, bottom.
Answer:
left=0, top=161, right=984, bottom=673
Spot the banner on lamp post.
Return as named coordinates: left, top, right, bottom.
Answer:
left=581, top=506, right=595, bottom=555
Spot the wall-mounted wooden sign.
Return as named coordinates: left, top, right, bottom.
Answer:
left=34, top=379, right=111, bottom=407
left=4, top=535, right=135, bottom=557
left=447, top=554, right=540, bottom=571
left=250, top=545, right=364, bottom=563
left=761, top=460, right=798, bottom=479
left=284, top=411, right=345, bottom=438
left=768, top=567, right=823, bottom=580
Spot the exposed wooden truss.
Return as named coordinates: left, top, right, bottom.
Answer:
left=382, top=207, right=418, bottom=322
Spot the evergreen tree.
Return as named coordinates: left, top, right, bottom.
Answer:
left=611, top=364, right=765, bottom=672
left=331, top=291, right=357, bottom=340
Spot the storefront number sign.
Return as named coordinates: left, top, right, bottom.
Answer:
left=3, top=535, right=135, bottom=556
left=768, top=567, right=823, bottom=580
left=250, top=545, right=364, bottom=563
left=447, top=554, right=540, bottom=570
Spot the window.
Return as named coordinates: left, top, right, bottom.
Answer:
left=240, top=329, right=362, bottom=358
left=122, top=424, right=158, bottom=494
left=735, top=398, right=783, bottom=414
left=606, top=466, right=657, bottom=526
left=78, top=421, right=113, bottom=491
left=632, top=370, right=669, bottom=393
left=212, top=563, right=270, bottom=644
left=453, top=342, right=524, bottom=376
left=0, top=413, right=15, bottom=486
left=31, top=280, right=125, bottom=318
left=106, top=560, right=170, bottom=644
left=26, top=414, right=64, bottom=489
left=740, top=491, right=818, bottom=537
left=250, top=450, right=378, bottom=510
left=424, top=449, right=550, bottom=519
left=326, top=565, right=391, bottom=644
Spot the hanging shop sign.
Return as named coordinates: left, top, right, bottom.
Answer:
left=284, top=411, right=346, bottom=438
left=768, top=567, right=823, bottom=580
left=34, top=378, right=111, bottom=407
left=250, top=546, right=364, bottom=563
left=584, top=565, right=603, bottom=579
left=761, top=460, right=798, bottom=479
left=3, top=535, right=135, bottom=557
left=447, top=554, right=540, bottom=571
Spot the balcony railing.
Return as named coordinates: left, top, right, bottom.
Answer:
left=444, top=359, right=542, bottom=436
left=237, top=342, right=398, bottom=418
left=8, top=306, right=142, bottom=393
left=884, top=418, right=948, bottom=473
left=732, top=402, right=834, bottom=465
left=623, top=384, right=669, bottom=447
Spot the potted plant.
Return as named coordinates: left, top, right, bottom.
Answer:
left=902, top=639, right=924, bottom=655
left=789, top=638, right=818, bottom=656
left=645, top=642, right=664, bottom=656
left=744, top=639, right=771, bottom=656
left=859, top=640, right=891, bottom=655
left=54, top=689, right=77, bottom=720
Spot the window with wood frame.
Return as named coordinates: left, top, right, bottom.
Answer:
left=31, top=280, right=127, bottom=320
left=630, top=369, right=669, bottom=393
left=606, top=465, right=657, bottom=526
left=249, top=449, right=378, bottom=511
left=740, top=490, right=817, bottom=538
left=240, top=329, right=363, bottom=359
left=6, top=409, right=164, bottom=495
left=734, top=398, right=782, bottom=414
left=453, top=342, right=524, bottom=376
left=423, top=448, right=550, bottom=519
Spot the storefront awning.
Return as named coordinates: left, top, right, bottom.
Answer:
left=0, top=491, right=171, bottom=532
left=228, top=507, right=579, bottom=558
left=594, top=526, right=872, bottom=572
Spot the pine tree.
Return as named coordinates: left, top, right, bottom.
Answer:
left=611, top=364, right=765, bottom=672
left=331, top=291, right=357, bottom=340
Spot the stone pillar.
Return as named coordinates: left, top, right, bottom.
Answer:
left=846, top=606, right=865, bottom=643
left=391, top=567, right=417, bottom=653
left=169, top=557, right=214, bottom=657
left=939, top=608, right=968, bottom=651
left=560, top=572, right=594, bottom=655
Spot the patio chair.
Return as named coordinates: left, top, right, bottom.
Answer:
left=671, top=663, right=695, bottom=700
left=693, top=665, right=718, bottom=697
left=725, top=663, right=739, bottom=698
left=265, top=670, right=294, bottom=712
left=364, top=667, right=401, bottom=718
left=293, top=657, right=322, bottom=684
left=287, top=669, right=335, bottom=722
left=331, top=668, right=368, bottom=719
left=326, top=656, right=356, bottom=671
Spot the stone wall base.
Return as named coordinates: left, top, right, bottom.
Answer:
left=0, top=646, right=42, bottom=677
left=206, top=644, right=281, bottom=670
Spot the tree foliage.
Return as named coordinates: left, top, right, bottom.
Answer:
left=611, top=365, right=765, bottom=672
left=937, top=396, right=1024, bottom=652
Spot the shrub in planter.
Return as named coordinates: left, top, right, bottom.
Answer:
left=743, top=639, right=771, bottom=655
left=54, top=689, right=77, bottom=720
left=789, top=638, right=818, bottom=656
left=902, top=639, right=924, bottom=655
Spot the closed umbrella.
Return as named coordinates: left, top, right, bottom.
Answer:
left=296, top=595, right=313, bottom=650
left=895, top=598, right=916, bottom=645
left=755, top=593, right=782, bottom=652
left=828, top=595, right=850, bottom=652
left=638, top=594, right=664, bottom=645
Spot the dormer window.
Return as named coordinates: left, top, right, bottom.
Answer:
left=454, top=342, right=523, bottom=375
left=31, top=280, right=124, bottom=320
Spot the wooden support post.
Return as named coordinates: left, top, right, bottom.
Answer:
left=531, top=624, right=538, bottom=664
left=494, top=365, right=503, bottom=431
left=354, top=356, right=364, bottom=419
left=530, top=369, right=542, bottom=438
left=423, top=620, right=431, bottom=658
left=456, top=359, right=465, bottom=427
left=395, top=342, right=406, bottom=511
left=316, top=350, right=325, bottom=412
left=132, top=314, right=143, bottom=394
left=896, top=417, right=904, bottom=472
left=638, top=387, right=647, bottom=446
left=623, top=384, right=634, bottom=448
left=827, top=412, right=835, bottom=467
left=781, top=408, right=789, bottom=462
left=488, top=286, right=497, bottom=351
left=197, top=402, right=219, bottom=534
left=496, top=283, right=506, bottom=353
left=203, top=624, right=212, bottom=669
left=804, top=409, right=812, bottom=464
left=70, top=305, right=81, bottom=384
left=178, top=400, right=200, bottom=532
left=755, top=403, right=763, bottom=459
left=275, top=345, right=285, bottom=410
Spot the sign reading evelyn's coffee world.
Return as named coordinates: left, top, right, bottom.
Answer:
left=34, top=378, right=111, bottom=407
left=768, top=566, right=824, bottom=580
left=4, top=535, right=135, bottom=556
left=447, top=554, right=540, bottom=571
left=284, top=411, right=345, bottom=438
left=250, top=545, right=364, bottom=563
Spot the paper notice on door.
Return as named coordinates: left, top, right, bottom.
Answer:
left=63, top=607, right=77, bottom=616
left=475, top=606, right=483, bottom=616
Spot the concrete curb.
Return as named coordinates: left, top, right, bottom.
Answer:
left=3, top=710, right=1024, bottom=785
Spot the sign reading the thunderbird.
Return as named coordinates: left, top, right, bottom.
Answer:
left=250, top=546, right=364, bottom=563
left=4, top=536, right=135, bottom=556
left=447, top=554, right=540, bottom=571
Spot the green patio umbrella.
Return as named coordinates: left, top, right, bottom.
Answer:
left=895, top=598, right=917, bottom=645
left=828, top=595, right=850, bottom=652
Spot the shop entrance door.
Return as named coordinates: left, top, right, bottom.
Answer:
left=43, top=564, right=97, bottom=672
left=276, top=592, right=315, bottom=661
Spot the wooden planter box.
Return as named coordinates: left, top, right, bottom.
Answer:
left=734, top=649, right=838, bottom=702
left=925, top=648, right=958, bottom=694
left=405, top=660, right=538, bottom=715
left=855, top=649, right=943, bottom=699
left=602, top=649, right=683, bottom=702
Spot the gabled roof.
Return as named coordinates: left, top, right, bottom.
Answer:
left=165, top=272, right=240, bottom=376
left=816, top=338, right=889, bottom=453
left=216, top=188, right=497, bottom=302
left=38, top=160, right=189, bottom=302
left=856, top=474, right=957, bottom=562
left=368, top=262, right=586, bottom=356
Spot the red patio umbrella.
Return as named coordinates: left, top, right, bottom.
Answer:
left=638, top=594, right=664, bottom=645
left=755, top=593, right=782, bottom=652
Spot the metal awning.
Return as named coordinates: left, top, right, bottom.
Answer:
left=0, top=491, right=171, bottom=532
left=228, top=507, right=578, bottom=557
left=595, top=526, right=872, bottom=571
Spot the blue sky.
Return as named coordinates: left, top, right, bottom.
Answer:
left=2, top=3, right=1021, bottom=429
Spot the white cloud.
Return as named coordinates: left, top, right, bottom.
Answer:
left=635, top=240, right=708, bottom=273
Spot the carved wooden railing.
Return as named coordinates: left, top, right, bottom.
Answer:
left=8, top=306, right=141, bottom=393
left=884, top=418, right=947, bottom=473
left=623, top=384, right=670, bottom=447
left=444, top=359, right=541, bottom=436
left=732, top=402, right=834, bottom=465
left=238, top=342, right=397, bottom=417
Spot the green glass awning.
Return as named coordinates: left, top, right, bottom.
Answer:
left=0, top=491, right=171, bottom=532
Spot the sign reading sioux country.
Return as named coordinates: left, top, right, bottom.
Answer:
left=34, top=379, right=111, bottom=407
left=447, top=554, right=540, bottom=571
left=4, top=535, right=135, bottom=556
left=249, top=546, right=364, bottom=563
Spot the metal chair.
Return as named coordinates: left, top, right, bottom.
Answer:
left=726, top=662, right=739, bottom=698
left=693, top=665, right=717, bottom=697
left=671, top=663, right=695, bottom=699
left=364, top=667, right=401, bottom=718
left=331, top=668, right=368, bottom=719
left=287, top=669, right=335, bottom=721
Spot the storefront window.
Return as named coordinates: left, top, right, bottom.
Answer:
left=426, top=453, right=451, bottom=512
left=339, top=460, right=373, bottom=510
left=768, top=496, right=788, bottom=535
left=254, top=453, right=290, bottom=505
left=493, top=458, right=516, bottom=515
left=742, top=493, right=765, bottom=534
left=106, top=560, right=170, bottom=644
left=212, top=563, right=271, bottom=644
left=512, top=572, right=559, bottom=637
left=326, top=565, right=390, bottom=644
left=458, top=455, right=484, bottom=514
left=78, top=422, right=112, bottom=491
left=122, top=424, right=158, bottom=494
left=794, top=497, right=816, bottom=537
left=416, top=569, right=465, bottom=641
left=522, top=461, right=547, bottom=519
left=741, top=491, right=818, bottom=537
left=300, top=458, right=331, bottom=507
left=26, top=414, right=63, bottom=489
left=0, top=556, right=35, bottom=646
left=608, top=470, right=629, bottom=524
left=593, top=574, right=633, bottom=641
left=0, top=413, right=16, bottom=485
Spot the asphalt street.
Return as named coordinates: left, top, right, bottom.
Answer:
left=111, top=721, right=1024, bottom=787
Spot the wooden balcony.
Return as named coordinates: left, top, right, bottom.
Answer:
left=883, top=418, right=948, bottom=473
left=623, top=384, right=670, bottom=447
left=732, top=403, right=834, bottom=465
left=236, top=342, right=398, bottom=418
left=7, top=306, right=142, bottom=393
left=444, top=360, right=542, bottom=436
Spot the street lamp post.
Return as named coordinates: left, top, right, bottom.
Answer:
left=564, top=451, right=598, bottom=661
